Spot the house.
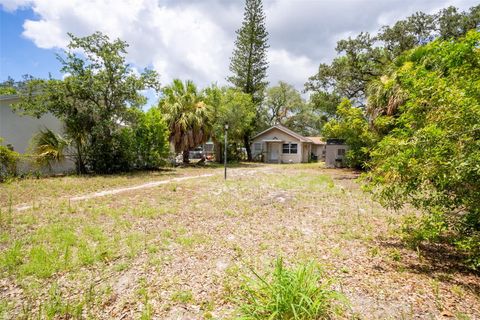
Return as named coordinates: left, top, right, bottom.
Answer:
left=250, top=125, right=325, bottom=163
left=324, top=139, right=349, bottom=168
left=0, top=94, right=75, bottom=173
left=305, top=136, right=326, bottom=161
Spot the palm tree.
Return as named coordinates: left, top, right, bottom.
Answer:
left=159, top=79, right=211, bottom=163
left=30, top=128, right=71, bottom=170
left=366, top=74, right=406, bottom=126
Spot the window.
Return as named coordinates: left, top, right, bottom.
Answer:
left=282, top=143, right=298, bottom=154
left=337, top=148, right=346, bottom=156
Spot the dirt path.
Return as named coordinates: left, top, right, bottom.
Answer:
left=12, top=166, right=273, bottom=212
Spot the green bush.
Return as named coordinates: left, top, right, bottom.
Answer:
left=132, top=108, right=170, bottom=169
left=0, top=138, right=20, bottom=182
left=322, top=99, right=378, bottom=169
left=365, top=31, right=480, bottom=269
left=237, top=258, right=346, bottom=320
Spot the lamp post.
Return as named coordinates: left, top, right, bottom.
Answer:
left=224, top=123, right=229, bottom=180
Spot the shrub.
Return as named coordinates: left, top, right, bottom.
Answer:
left=0, top=138, right=20, bottom=182
left=132, top=108, right=170, bottom=169
left=237, top=258, right=346, bottom=320
left=365, top=31, right=480, bottom=269
left=322, top=99, right=378, bottom=169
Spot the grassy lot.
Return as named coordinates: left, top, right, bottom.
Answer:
left=0, top=164, right=242, bottom=208
left=0, top=163, right=478, bottom=319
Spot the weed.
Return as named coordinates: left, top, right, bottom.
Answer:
left=451, top=285, right=465, bottom=298
left=237, top=258, right=347, bottom=319
left=389, top=249, right=402, bottom=262
left=175, top=232, right=209, bottom=249
left=0, top=241, right=23, bottom=272
left=126, top=233, right=145, bottom=258
left=171, top=290, right=194, bottom=304
left=368, top=246, right=380, bottom=257
left=430, top=279, right=443, bottom=309
left=43, top=283, right=83, bottom=319
left=138, top=277, right=153, bottom=320
left=455, top=312, right=471, bottom=320
left=22, top=246, right=58, bottom=278
left=115, top=261, right=130, bottom=272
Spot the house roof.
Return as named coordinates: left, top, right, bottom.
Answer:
left=252, top=124, right=312, bottom=143
left=326, top=138, right=346, bottom=145
left=305, top=137, right=325, bottom=145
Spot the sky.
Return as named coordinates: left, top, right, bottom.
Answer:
left=0, top=0, right=478, bottom=100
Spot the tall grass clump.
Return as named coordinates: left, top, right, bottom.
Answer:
left=237, top=258, right=346, bottom=319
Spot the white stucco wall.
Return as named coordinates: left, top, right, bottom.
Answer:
left=325, top=144, right=349, bottom=168
left=0, top=96, right=76, bottom=173
left=311, top=144, right=326, bottom=159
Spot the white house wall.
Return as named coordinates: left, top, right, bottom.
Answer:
left=251, top=128, right=304, bottom=163
left=325, top=144, right=349, bottom=168
left=0, top=98, right=76, bottom=173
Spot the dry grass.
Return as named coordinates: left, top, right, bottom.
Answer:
left=0, top=163, right=478, bottom=319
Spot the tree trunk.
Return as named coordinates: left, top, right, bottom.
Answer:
left=243, top=134, right=252, bottom=161
left=75, top=142, right=87, bottom=174
left=182, top=150, right=190, bottom=164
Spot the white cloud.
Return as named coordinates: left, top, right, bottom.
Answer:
left=4, top=0, right=234, bottom=87
left=268, top=49, right=317, bottom=89
left=0, top=0, right=30, bottom=11
left=1, top=0, right=478, bottom=92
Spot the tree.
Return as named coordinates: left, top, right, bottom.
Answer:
left=366, top=73, right=406, bottom=137
left=228, top=0, right=269, bottom=160
left=322, top=99, right=378, bottom=169
left=204, top=86, right=255, bottom=162
left=16, top=32, right=160, bottom=173
left=0, top=77, right=17, bottom=95
left=283, top=104, right=324, bottom=137
left=306, top=5, right=480, bottom=105
left=365, top=31, right=480, bottom=268
left=131, top=108, right=170, bottom=169
left=378, top=12, right=436, bottom=59
left=437, top=5, right=480, bottom=39
left=305, top=32, right=387, bottom=104
left=263, top=81, right=303, bottom=126
left=159, top=79, right=211, bottom=164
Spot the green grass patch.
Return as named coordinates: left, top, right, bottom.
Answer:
left=237, top=258, right=347, bottom=319
left=171, top=290, right=194, bottom=304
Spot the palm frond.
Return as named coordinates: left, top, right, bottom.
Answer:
left=30, top=128, right=71, bottom=168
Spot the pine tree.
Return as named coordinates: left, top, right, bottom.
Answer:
left=228, top=0, right=269, bottom=160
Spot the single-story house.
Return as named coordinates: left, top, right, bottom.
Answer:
left=250, top=125, right=326, bottom=163
left=0, top=94, right=75, bottom=174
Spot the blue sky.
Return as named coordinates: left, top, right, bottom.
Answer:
left=1, top=0, right=478, bottom=92
left=0, top=8, right=62, bottom=81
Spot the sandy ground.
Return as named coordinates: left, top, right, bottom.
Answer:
left=1, top=164, right=479, bottom=319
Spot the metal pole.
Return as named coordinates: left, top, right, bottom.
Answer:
left=224, top=126, right=227, bottom=180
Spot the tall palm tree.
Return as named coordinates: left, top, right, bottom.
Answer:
left=159, top=79, right=211, bottom=163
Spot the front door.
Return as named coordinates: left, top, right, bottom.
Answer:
left=270, top=145, right=278, bottom=161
